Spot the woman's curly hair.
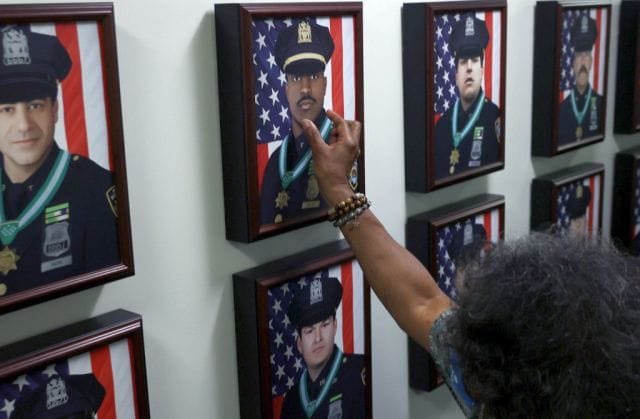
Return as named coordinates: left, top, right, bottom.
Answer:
left=449, top=233, right=640, bottom=417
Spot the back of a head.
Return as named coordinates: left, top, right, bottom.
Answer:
left=449, top=233, right=640, bottom=417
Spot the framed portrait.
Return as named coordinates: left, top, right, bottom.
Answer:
left=532, top=2, right=611, bottom=156
left=531, top=162, right=604, bottom=236
left=0, top=309, right=150, bottom=419
left=612, top=146, right=640, bottom=254
left=0, top=4, right=133, bottom=313
left=406, top=193, right=505, bottom=390
left=614, top=0, right=640, bottom=133
left=215, top=3, right=365, bottom=242
left=233, top=240, right=371, bottom=419
left=402, top=1, right=506, bottom=192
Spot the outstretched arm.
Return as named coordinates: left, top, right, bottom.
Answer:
left=304, top=110, right=452, bottom=350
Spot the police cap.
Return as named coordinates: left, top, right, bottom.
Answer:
left=570, top=14, right=598, bottom=53
left=274, top=20, right=334, bottom=75
left=0, top=25, right=71, bottom=103
left=287, top=276, right=342, bottom=331
left=12, top=374, right=105, bottom=419
left=450, top=15, right=489, bottom=60
left=448, top=220, right=487, bottom=263
left=566, top=184, right=591, bottom=219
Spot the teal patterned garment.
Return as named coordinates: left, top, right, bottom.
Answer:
left=428, top=309, right=481, bottom=418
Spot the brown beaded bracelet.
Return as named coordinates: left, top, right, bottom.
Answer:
left=327, top=193, right=371, bottom=227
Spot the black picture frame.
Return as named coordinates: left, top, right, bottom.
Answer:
left=402, top=1, right=507, bottom=192
left=612, top=146, right=640, bottom=254
left=233, top=240, right=371, bottom=419
left=406, top=193, right=505, bottom=391
left=614, top=0, right=640, bottom=133
left=0, top=309, right=150, bottom=419
left=215, top=3, right=365, bottom=242
left=531, top=162, right=604, bottom=236
left=532, top=2, right=611, bottom=156
left=0, top=3, right=133, bottom=313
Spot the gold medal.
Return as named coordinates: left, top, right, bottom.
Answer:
left=576, top=126, right=583, bottom=140
left=275, top=190, right=290, bottom=209
left=306, top=175, right=320, bottom=200
left=449, top=149, right=460, bottom=174
left=0, top=246, right=19, bottom=275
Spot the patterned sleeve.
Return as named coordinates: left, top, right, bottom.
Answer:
left=428, top=309, right=478, bottom=418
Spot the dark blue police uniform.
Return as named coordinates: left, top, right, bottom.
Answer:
left=0, top=143, right=118, bottom=295
left=434, top=91, right=500, bottom=179
left=557, top=14, right=603, bottom=146
left=260, top=111, right=328, bottom=225
left=259, top=20, right=335, bottom=226
left=0, top=25, right=118, bottom=295
left=558, top=86, right=603, bottom=146
left=281, top=345, right=365, bottom=419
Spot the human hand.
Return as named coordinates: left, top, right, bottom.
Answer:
left=303, top=109, right=362, bottom=207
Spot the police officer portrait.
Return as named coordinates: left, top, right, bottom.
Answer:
left=557, top=8, right=608, bottom=147
left=435, top=212, right=499, bottom=301
left=251, top=15, right=361, bottom=229
left=431, top=9, right=504, bottom=182
left=267, top=265, right=368, bottom=419
left=0, top=18, right=128, bottom=304
left=555, top=178, right=601, bottom=238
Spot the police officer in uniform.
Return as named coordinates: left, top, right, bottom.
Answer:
left=558, top=14, right=603, bottom=146
left=12, top=373, right=105, bottom=419
left=434, top=15, right=500, bottom=180
left=565, top=183, right=592, bottom=236
left=260, top=20, right=355, bottom=226
left=281, top=276, right=365, bottom=419
left=0, top=25, right=118, bottom=296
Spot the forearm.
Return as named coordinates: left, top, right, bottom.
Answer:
left=337, top=203, right=452, bottom=349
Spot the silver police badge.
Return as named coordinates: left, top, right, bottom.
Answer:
left=310, top=279, right=323, bottom=305
left=2, top=26, right=31, bottom=66
left=46, top=378, right=69, bottom=410
left=469, top=140, right=482, bottom=166
left=43, top=222, right=71, bottom=258
left=328, top=398, right=343, bottom=419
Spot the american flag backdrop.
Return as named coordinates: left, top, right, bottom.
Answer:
left=28, top=22, right=113, bottom=171
left=556, top=174, right=601, bottom=237
left=432, top=9, right=503, bottom=124
left=435, top=209, right=501, bottom=300
left=0, top=338, right=140, bottom=419
left=559, top=7, right=608, bottom=100
left=251, top=16, right=356, bottom=192
left=267, top=260, right=365, bottom=419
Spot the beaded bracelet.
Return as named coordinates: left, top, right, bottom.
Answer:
left=327, top=193, right=371, bottom=228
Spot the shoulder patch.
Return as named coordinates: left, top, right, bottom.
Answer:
left=106, top=185, right=118, bottom=217
left=495, top=117, right=501, bottom=143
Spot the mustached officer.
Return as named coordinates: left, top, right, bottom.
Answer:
left=0, top=25, right=119, bottom=296
left=558, top=14, right=603, bottom=146
left=434, top=14, right=501, bottom=180
left=260, top=20, right=358, bottom=226
left=281, top=276, right=366, bottom=419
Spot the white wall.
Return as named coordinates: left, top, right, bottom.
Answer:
left=0, top=0, right=637, bottom=418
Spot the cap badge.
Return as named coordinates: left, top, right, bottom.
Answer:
left=465, top=16, right=475, bottom=37
left=297, top=21, right=312, bottom=44
left=46, top=377, right=69, bottom=410
left=310, top=278, right=323, bottom=305
left=581, top=15, right=588, bottom=34
left=576, top=184, right=583, bottom=199
left=463, top=221, right=473, bottom=246
left=2, top=26, right=31, bottom=66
